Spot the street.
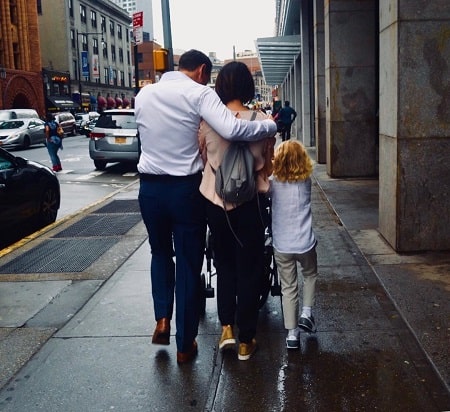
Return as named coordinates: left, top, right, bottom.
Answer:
left=2, top=134, right=139, bottom=248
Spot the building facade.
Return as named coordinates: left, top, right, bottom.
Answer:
left=39, top=0, right=134, bottom=112
left=0, top=0, right=45, bottom=116
left=257, top=0, right=450, bottom=252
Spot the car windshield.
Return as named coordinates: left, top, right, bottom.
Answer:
left=96, top=113, right=136, bottom=129
left=0, top=121, right=24, bottom=130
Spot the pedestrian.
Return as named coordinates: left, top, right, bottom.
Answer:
left=198, top=61, right=276, bottom=361
left=44, top=113, right=63, bottom=171
left=270, top=140, right=318, bottom=350
left=277, top=100, right=297, bottom=141
left=135, top=50, right=277, bottom=364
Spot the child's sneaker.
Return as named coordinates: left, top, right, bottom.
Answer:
left=298, top=314, right=316, bottom=333
left=219, top=325, right=236, bottom=351
left=286, top=328, right=300, bottom=349
left=238, top=338, right=257, bottom=360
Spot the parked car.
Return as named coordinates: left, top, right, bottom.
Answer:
left=0, top=147, right=60, bottom=248
left=0, top=118, right=47, bottom=149
left=54, top=112, right=76, bottom=136
left=75, top=113, right=89, bottom=132
left=89, top=109, right=139, bottom=170
left=80, top=118, right=97, bottom=137
left=0, top=109, right=40, bottom=121
left=75, top=112, right=99, bottom=133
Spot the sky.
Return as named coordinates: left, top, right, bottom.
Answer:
left=150, top=0, right=277, bottom=61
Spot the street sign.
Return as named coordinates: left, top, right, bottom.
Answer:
left=132, top=11, right=143, bottom=28
left=133, top=11, right=143, bottom=45
left=134, top=27, right=143, bottom=44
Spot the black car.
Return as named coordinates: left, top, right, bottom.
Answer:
left=0, top=147, right=60, bottom=248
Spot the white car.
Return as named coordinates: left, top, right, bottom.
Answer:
left=0, top=118, right=47, bottom=149
left=0, top=109, right=39, bottom=121
left=89, top=109, right=139, bottom=170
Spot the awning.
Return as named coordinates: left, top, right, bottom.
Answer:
left=97, top=96, right=107, bottom=107
left=256, top=35, right=301, bottom=86
left=46, top=96, right=80, bottom=111
left=106, top=97, right=116, bottom=108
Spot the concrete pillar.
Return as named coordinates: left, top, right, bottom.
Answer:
left=293, top=58, right=302, bottom=141
left=379, top=1, right=450, bottom=251
left=300, top=0, right=314, bottom=146
left=314, top=1, right=326, bottom=163
left=325, top=0, right=378, bottom=177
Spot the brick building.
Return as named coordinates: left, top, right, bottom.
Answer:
left=0, top=0, right=45, bottom=116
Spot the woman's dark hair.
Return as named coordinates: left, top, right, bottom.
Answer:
left=46, top=113, right=55, bottom=122
left=215, top=61, right=255, bottom=105
left=179, top=49, right=212, bottom=76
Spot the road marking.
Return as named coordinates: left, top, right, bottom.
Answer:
left=75, top=171, right=105, bottom=180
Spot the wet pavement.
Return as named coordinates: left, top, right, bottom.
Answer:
left=0, top=148, right=449, bottom=411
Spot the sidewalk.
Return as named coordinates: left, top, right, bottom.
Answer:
left=0, top=155, right=449, bottom=411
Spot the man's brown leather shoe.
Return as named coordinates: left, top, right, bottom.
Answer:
left=177, top=341, right=198, bottom=364
left=152, top=318, right=170, bottom=345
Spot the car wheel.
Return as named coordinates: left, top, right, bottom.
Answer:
left=22, top=135, right=31, bottom=149
left=36, top=184, right=59, bottom=227
left=94, top=160, right=107, bottom=170
left=71, top=126, right=77, bottom=136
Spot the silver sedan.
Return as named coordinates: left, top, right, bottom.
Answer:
left=0, top=118, right=47, bottom=149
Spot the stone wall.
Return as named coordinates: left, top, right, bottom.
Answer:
left=379, top=0, right=450, bottom=251
left=325, top=0, right=378, bottom=177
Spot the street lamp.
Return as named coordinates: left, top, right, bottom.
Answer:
left=76, top=30, right=104, bottom=94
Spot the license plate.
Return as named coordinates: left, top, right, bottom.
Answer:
left=115, top=137, right=126, bottom=144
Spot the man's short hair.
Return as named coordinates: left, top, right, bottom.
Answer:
left=179, top=49, right=212, bottom=76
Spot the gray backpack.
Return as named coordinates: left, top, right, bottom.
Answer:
left=214, top=111, right=257, bottom=205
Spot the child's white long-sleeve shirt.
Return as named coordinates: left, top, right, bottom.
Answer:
left=270, top=177, right=316, bottom=254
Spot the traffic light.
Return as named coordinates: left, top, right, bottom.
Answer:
left=153, top=49, right=169, bottom=72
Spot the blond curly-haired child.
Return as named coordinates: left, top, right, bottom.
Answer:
left=270, top=140, right=318, bottom=349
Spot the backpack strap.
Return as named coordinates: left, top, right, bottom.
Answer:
left=220, top=110, right=260, bottom=247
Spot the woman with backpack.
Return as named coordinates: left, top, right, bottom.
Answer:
left=44, top=113, right=63, bottom=172
left=198, top=61, right=276, bottom=361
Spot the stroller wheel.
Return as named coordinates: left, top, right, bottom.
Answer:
left=199, top=273, right=207, bottom=316
left=271, top=283, right=282, bottom=296
left=205, top=285, right=215, bottom=298
left=258, top=268, right=273, bottom=309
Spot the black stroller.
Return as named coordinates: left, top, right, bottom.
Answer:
left=199, top=197, right=282, bottom=315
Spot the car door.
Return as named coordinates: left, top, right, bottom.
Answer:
left=29, top=119, right=46, bottom=145
left=0, top=153, right=29, bottom=229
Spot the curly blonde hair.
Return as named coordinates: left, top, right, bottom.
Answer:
left=273, top=140, right=314, bottom=182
